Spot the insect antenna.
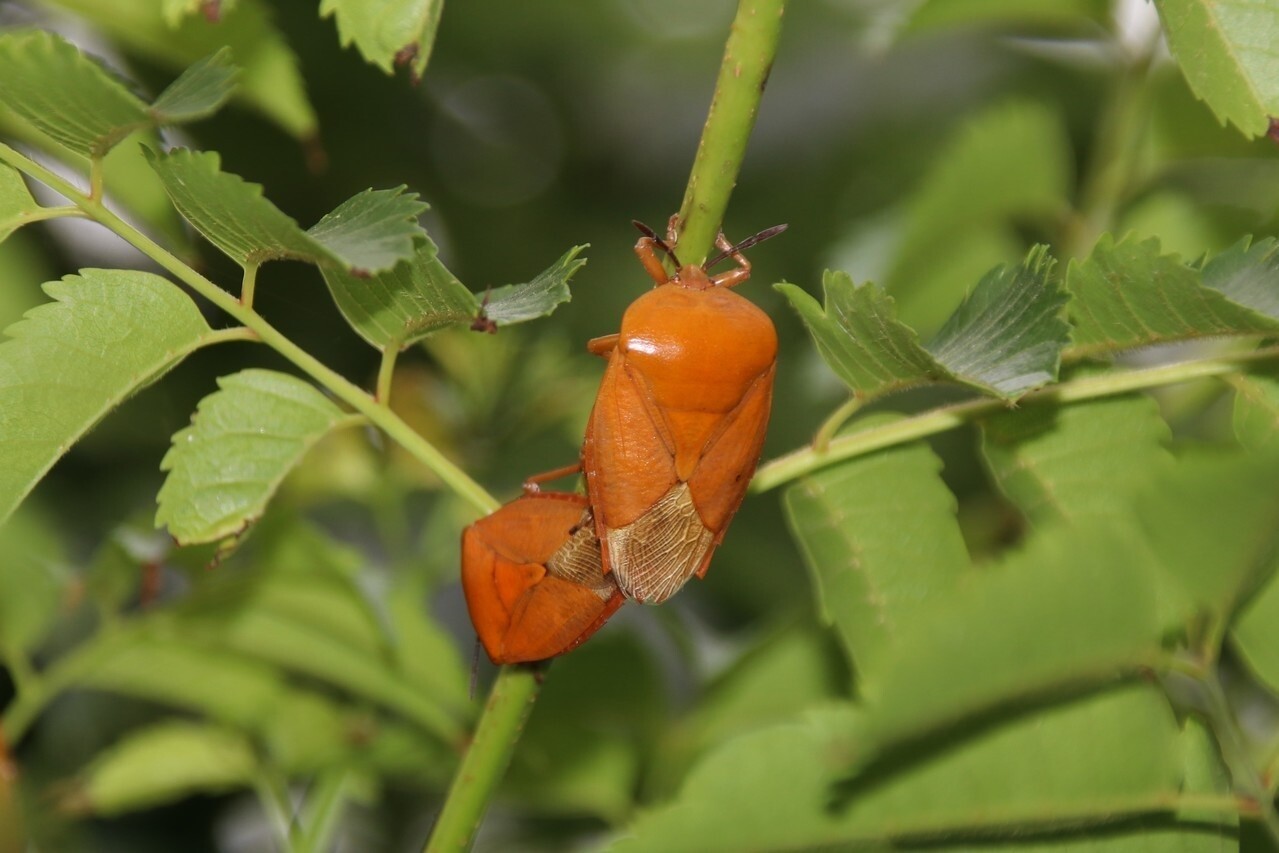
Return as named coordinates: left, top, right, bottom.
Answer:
left=633, top=219, right=682, bottom=268
left=705, top=223, right=788, bottom=269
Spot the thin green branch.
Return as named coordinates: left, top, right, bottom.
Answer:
left=0, top=140, right=498, bottom=517
left=674, top=0, right=786, bottom=265
left=88, top=157, right=104, bottom=201
left=425, top=664, right=545, bottom=853
left=17, top=204, right=85, bottom=225
left=752, top=344, right=1279, bottom=492
left=205, top=326, right=259, bottom=345
left=377, top=345, right=400, bottom=404
left=241, top=261, right=261, bottom=310
left=812, top=394, right=862, bottom=452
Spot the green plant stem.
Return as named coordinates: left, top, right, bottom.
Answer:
left=241, top=261, right=261, bottom=310
left=296, top=770, right=351, bottom=853
left=0, top=141, right=498, bottom=517
left=812, top=395, right=862, bottom=452
left=254, top=769, right=300, bottom=852
left=377, top=345, right=400, bottom=404
left=18, top=204, right=85, bottom=225
left=752, top=343, right=1279, bottom=492
left=674, top=0, right=786, bottom=265
left=425, top=664, right=545, bottom=853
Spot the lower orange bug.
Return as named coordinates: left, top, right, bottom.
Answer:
left=581, top=219, right=785, bottom=604
left=461, top=489, right=624, bottom=664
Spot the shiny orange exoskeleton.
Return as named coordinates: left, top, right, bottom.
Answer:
left=461, top=490, right=624, bottom=664
left=581, top=221, right=784, bottom=604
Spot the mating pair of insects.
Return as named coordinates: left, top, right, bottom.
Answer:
left=462, top=219, right=786, bottom=664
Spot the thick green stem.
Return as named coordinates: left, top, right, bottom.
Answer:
left=752, top=343, right=1279, bottom=492
left=424, top=664, right=545, bottom=853
left=674, top=0, right=786, bottom=265
left=0, top=141, right=498, bottom=517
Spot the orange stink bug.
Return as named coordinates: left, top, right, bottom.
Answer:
left=581, top=220, right=785, bottom=604
left=461, top=490, right=624, bottom=664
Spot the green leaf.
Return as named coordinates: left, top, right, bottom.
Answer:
left=1154, top=0, right=1279, bottom=138
left=776, top=274, right=936, bottom=399
left=651, top=622, right=848, bottom=797
left=0, top=164, right=41, bottom=244
left=783, top=438, right=971, bottom=684
left=320, top=0, right=444, bottom=82
left=146, top=148, right=425, bottom=274
left=162, top=0, right=239, bottom=27
left=77, top=631, right=288, bottom=728
left=148, top=47, right=239, bottom=124
left=0, top=509, right=66, bottom=658
left=1066, top=234, right=1279, bottom=357
left=1231, top=368, right=1279, bottom=451
left=1202, top=235, right=1279, bottom=320
left=155, top=369, right=347, bottom=545
left=321, top=237, right=478, bottom=350
left=848, top=520, right=1162, bottom=767
left=507, top=634, right=662, bottom=821
left=926, top=245, right=1067, bottom=396
left=0, top=269, right=214, bottom=526
left=305, top=187, right=429, bottom=274
left=980, top=394, right=1173, bottom=527
left=174, top=601, right=461, bottom=742
left=235, top=517, right=390, bottom=658
left=0, top=30, right=151, bottom=157
left=781, top=247, right=1064, bottom=401
left=613, top=686, right=1214, bottom=852
left=480, top=245, right=585, bottom=326
left=1135, top=449, right=1279, bottom=623
left=388, top=573, right=471, bottom=716
left=886, top=100, right=1071, bottom=331
left=1232, top=556, right=1279, bottom=696
left=40, top=0, right=316, bottom=139
left=66, top=723, right=256, bottom=816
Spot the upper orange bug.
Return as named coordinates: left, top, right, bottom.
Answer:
left=580, top=219, right=785, bottom=603
left=461, top=489, right=624, bottom=665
